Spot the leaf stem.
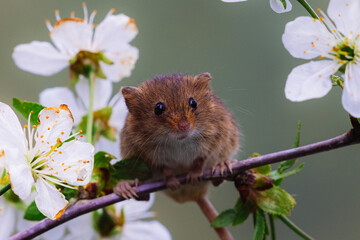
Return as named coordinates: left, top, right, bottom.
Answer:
left=278, top=215, right=314, bottom=240
left=268, top=214, right=276, bottom=240
left=86, top=70, right=95, bottom=144
left=296, top=0, right=319, bottom=19
left=0, top=183, right=11, bottom=196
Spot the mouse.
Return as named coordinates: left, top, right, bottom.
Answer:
left=115, top=73, right=239, bottom=240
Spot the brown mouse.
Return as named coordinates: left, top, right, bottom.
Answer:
left=116, top=73, right=239, bottom=240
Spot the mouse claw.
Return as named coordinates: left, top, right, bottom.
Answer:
left=165, top=176, right=181, bottom=191
left=114, top=181, right=138, bottom=199
left=212, top=159, right=237, bottom=176
left=186, top=171, right=203, bottom=185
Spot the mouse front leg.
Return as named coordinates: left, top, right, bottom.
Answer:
left=113, top=179, right=139, bottom=199
left=186, top=156, right=205, bottom=185
left=162, top=166, right=181, bottom=191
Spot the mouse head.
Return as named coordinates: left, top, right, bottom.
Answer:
left=121, top=73, right=214, bottom=140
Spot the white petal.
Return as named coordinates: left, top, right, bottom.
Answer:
left=45, top=141, right=94, bottom=185
left=342, top=64, right=360, bottom=117
left=100, top=45, right=139, bottom=82
left=270, top=0, right=292, bottom=13
left=50, top=19, right=93, bottom=57
left=109, top=94, right=128, bottom=131
left=0, top=199, right=17, bottom=239
left=39, top=87, right=84, bottom=125
left=121, top=221, right=171, bottom=240
left=115, top=193, right=155, bottom=222
left=0, top=102, right=27, bottom=152
left=285, top=60, right=340, bottom=101
left=75, top=77, right=113, bottom=111
left=327, top=0, right=360, bottom=36
left=93, top=14, right=138, bottom=51
left=34, top=105, right=74, bottom=154
left=95, top=136, right=121, bottom=161
left=12, top=41, right=69, bottom=76
left=63, top=213, right=95, bottom=240
left=282, top=16, right=335, bottom=60
left=6, top=147, right=34, bottom=200
left=41, top=223, right=66, bottom=240
left=34, top=178, right=68, bottom=220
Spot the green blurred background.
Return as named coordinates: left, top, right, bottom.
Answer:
left=1, top=0, right=360, bottom=239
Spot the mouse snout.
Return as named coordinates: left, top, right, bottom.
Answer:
left=177, top=118, right=190, bottom=132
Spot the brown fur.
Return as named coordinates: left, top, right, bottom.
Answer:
left=120, top=72, right=239, bottom=203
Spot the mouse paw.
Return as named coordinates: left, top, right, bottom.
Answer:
left=113, top=181, right=138, bottom=199
left=165, top=175, right=181, bottom=191
left=186, top=170, right=203, bottom=185
left=212, top=159, right=237, bottom=176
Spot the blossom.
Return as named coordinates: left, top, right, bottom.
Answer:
left=282, top=0, right=360, bottom=117
left=0, top=102, right=94, bottom=220
left=62, top=194, right=171, bottom=240
left=0, top=198, right=17, bottom=239
left=12, top=3, right=138, bottom=82
left=221, top=0, right=292, bottom=13
left=39, top=77, right=127, bottom=159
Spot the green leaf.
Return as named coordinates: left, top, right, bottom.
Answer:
left=60, top=187, right=78, bottom=201
left=233, top=198, right=251, bottom=226
left=256, top=186, right=296, bottom=216
left=12, top=98, right=45, bottom=126
left=280, top=0, right=287, bottom=9
left=24, top=201, right=46, bottom=221
left=110, top=158, right=152, bottom=181
left=253, top=164, right=271, bottom=175
left=211, top=209, right=237, bottom=227
left=253, top=209, right=266, bottom=240
left=269, top=163, right=305, bottom=183
left=94, top=151, right=116, bottom=169
left=93, top=208, right=116, bottom=237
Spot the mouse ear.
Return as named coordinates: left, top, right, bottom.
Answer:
left=121, top=87, right=139, bottom=112
left=194, top=72, right=212, bottom=89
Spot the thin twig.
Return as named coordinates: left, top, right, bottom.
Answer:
left=278, top=215, right=314, bottom=240
left=10, top=129, right=360, bottom=240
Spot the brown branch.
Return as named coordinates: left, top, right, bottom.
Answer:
left=10, top=129, right=360, bottom=240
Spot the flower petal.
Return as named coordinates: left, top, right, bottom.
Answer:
left=121, top=221, right=171, bottom=240
left=327, top=0, right=360, bottom=36
left=270, top=0, right=292, bottom=13
left=50, top=19, right=93, bottom=57
left=285, top=60, right=340, bottom=101
left=63, top=213, right=95, bottom=240
left=95, top=136, right=121, bottom=161
left=115, top=193, right=156, bottom=222
left=12, top=41, right=69, bottom=76
left=44, top=141, right=94, bottom=185
left=0, top=102, right=27, bottom=152
left=109, top=94, right=128, bottom=131
left=342, top=64, right=360, bottom=117
left=75, top=77, right=113, bottom=111
left=39, top=87, right=84, bottom=125
left=34, top=105, right=74, bottom=154
left=34, top=178, right=68, bottom=220
left=282, top=16, right=335, bottom=60
left=100, top=44, right=139, bottom=82
left=0, top=199, right=17, bottom=239
left=6, top=147, right=34, bottom=200
left=93, top=14, right=138, bottom=51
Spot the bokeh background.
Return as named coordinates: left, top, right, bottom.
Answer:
left=1, top=0, right=359, bottom=239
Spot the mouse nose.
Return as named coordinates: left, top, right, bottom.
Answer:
left=178, top=118, right=190, bottom=132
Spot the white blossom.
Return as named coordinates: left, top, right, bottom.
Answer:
left=221, top=0, right=292, bottom=13
left=283, top=0, right=360, bottom=117
left=0, top=102, right=94, bottom=220
left=39, top=77, right=127, bottom=160
left=12, top=3, right=138, bottom=82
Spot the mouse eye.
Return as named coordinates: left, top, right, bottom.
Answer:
left=154, top=102, right=165, bottom=115
left=189, top=97, right=197, bottom=109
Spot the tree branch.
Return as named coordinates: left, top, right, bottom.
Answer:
left=10, top=129, right=360, bottom=240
